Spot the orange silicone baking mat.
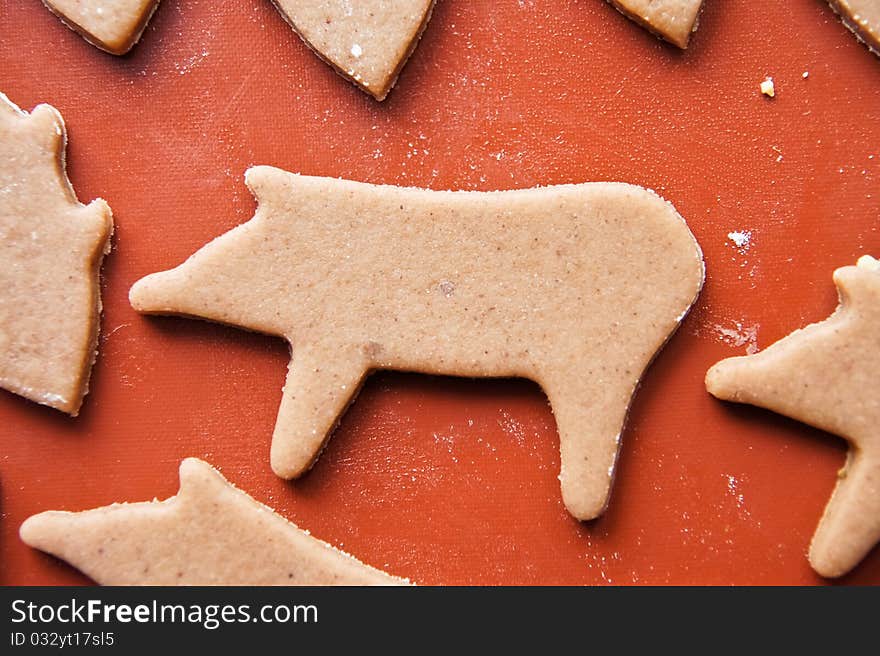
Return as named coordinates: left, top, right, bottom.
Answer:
left=1, top=0, right=878, bottom=586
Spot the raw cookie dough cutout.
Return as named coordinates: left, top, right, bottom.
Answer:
left=706, top=256, right=880, bottom=578
left=41, top=0, right=161, bottom=55
left=130, top=167, right=705, bottom=521
left=828, top=0, right=880, bottom=55
left=0, top=92, right=113, bottom=415
left=20, top=458, right=406, bottom=585
left=269, top=0, right=437, bottom=100
left=608, top=0, right=705, bottom=49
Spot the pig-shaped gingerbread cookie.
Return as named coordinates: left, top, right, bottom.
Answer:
left=22, top=458, right=405, bottom=585
left=707, top=256, right=880, bottom=578
left=0, top=92, right=113, bottom=415
left=130, top=167, right=704, bottom=520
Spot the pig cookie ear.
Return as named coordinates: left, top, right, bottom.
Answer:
left=176, top=458, right=232, bottom=502
left=833, top=259, right=880, bottom=310
left=0, top=95, right=66, bottom=154
left=30, top=103, right=114, bottom=238
left=856, top=254, right=880, bottom=272
left=80, top=197, right=114, bottom=243
left=243, top=166, right=319, bottom=218
left=19, top=460, right=223, bottom=549
left=18, top=101, right=96, bottom=211
left=0, top=91, right=25, bottom=118
left=29, top=103, right=66, bottom=145
left=244, top=166, right=292, bottom=207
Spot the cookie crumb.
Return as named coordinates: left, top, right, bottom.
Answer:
left=760, top=77, right=775, bottom=97
left=727, top=230, right=752, bottom=252
left=802, top=71, right=809, bottom=79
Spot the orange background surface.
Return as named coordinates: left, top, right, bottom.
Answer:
left=1, top=0, right=878, bottom=586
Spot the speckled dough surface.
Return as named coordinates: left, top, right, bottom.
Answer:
left=270, top=0, right=436, bottom=100
left=20, top=458, right=406, bottom=585
left=706, top=256, right=880, bottom=578
left=828, top=0, right=880, bottom=54
left=609, top=0, right=704, bottom=48
left=0, top=93, right=112, bottom=415
left=41, top=0, right=161, bottom=55
left=130, top=167, right=705, bottom=521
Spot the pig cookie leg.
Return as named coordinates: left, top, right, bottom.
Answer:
left=270, top=346, right=369, bottom=479
left=809, top=449, right=880, bottom=578
left=542, top=373, right=633, bottom=521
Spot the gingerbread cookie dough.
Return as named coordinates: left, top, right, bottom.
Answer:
left=0, top=93, right=113, bottom=415
left=130, top=167, right=704, bottom=521
left=41, top=0, right=161, bottom=55
left=270, top=0, right=436, bottom=100
left=608, top=0, right=704, bottom=49
left=706, top=256, right=880, bottom=578
left=21, top=458, right=406, bottom=585
left=828, top=0, right=880, bottom=55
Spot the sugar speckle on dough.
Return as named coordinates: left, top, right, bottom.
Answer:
left=438, top=280, right=456, bottom=296
left=760, top=77, right=775, bottom=97
left=38, top=392, right=68, bottom=406
left=350, top=44, right=363, bottom=58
